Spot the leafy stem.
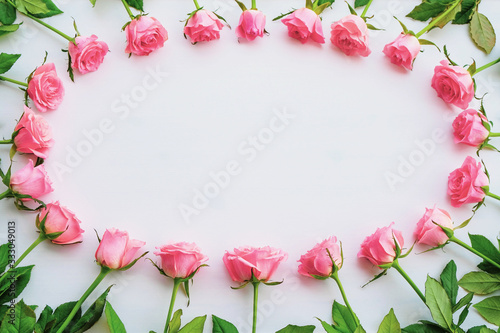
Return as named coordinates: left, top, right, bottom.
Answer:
left=164, top=278, right=182, bottom=333
left=392, top=259, right=426, bottom=304
left=415, top=0, right=460, bottom=38
left=331, top=271, right=359, bottom=326
left=450, top=236, right=500, bottom=271
left=360, top=0, right=374, bottom=19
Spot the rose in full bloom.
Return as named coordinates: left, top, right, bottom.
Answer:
left=10, top=159, right=53, bottom=200
left=330, top=15, right=370, bottom=57
left=154, top=242, right=208, bottom=279
left=125, top=16, right=168, bottom=56
left=184, top=9, right=224, bottom=44
left=236, top=10, right=266, bottom=41
left=448, top=156, right=489, bottom=207
left=14, top=106, right=54, bottom=159
left=382, top=33, right=420, bottom=70
left=27, top=63, right=64, bottom=112
left=95, top=228, right=146, bottom=270
left=223, top=246, right=288, bottom=282
left=452, top=109, right=489, bottom=147
left=431, top=60, right=474, bottom=109
left=414, top=206, right=453, bottom=247
left=281, top=8, right=325, bottom=44
left=358, top=223, right=404, bottom=267
left=68, top=35, right=109, bottom=74
left=38, top=201, right=84, bottom=244
left=298, top=236, right=342, bottom=278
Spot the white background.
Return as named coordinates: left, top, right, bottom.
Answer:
left=1, top=0, right=500, bottom=332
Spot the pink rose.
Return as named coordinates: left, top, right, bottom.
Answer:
left=382, top=33, right=420, bottom=70
left=452, top=109, right=490, bottom=147
left=14, top=106, right=54, bottom=159
left=298, top=236, right=342, bottom=278
left=236, top=10, right=266, bottom=41
left=68, top=35, right=109, bottom=74
left=27, top=63, right=64, bottom=112
left=154, top=242, right=208, bottom=279
left=95, top=228, right=146, bottom=270
left=125, top=16, right=168, bottom=56
left=281, top=8, right=325, bottom=44
left=431, top=60, right=474, bottom=109
left=10, top=159, right=53, bottom=200
left=38, top=201, right=84, bottom=245
left=330, top=14, right=370, bottom=57
left=414, top=206, right=453, bottom=247
left=184, top=9, right=224, bottom=44
left=448, top=156, right=489, bottom=207
left=358, top=223, right=404, bottom=267
left=223, top=246, right=288, bottom=282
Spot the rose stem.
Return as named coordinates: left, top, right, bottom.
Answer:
left=485, top=191, right=500, bottom=201
left=120, top=0, right=135, bottom=20
left=415, top=0, right=460, bottom=38
left=251, top=0, right=257, bottom=10
left=474, top=57, right=500, bottom=75
left=391, top=259, right=426, bottom=304
left=0, top=76, right=28, bottom=87
left=164, top=278, right=181, bottom=333
left=193, top=0, right=201, bottom=10
left=449, top=236, right=500, bottom=270
left=361, top=0, right=374, bottom=19
left=252, top=281, right=260, bottom=333
left=0, top=189, right=13, bottom=199
left=331, top=272, right=359, bottom=326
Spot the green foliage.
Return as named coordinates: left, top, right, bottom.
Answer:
left=469, top=234, right=500, bottom=274
left=425, top=276, right=453, bottom=331
left=377, top=309, right=400, bottom=333
left=0, top=0, right=16, bottom=25
left=354, top=0, right=370, bottom=8
left=14, top=0, right=62, bottom=18
left=212, top=315, right=239, bottom=333
left=473, top=296, right=500, bottom=326
left=0, top=265, right=34, bottom=305
left=276, top=324, right=316, bottom=333
left=458, top=271, right=500, bottom=295
left=469, top=11, right=496, bottom=54
left=0, top=53, right=21, bottom=74
left=0, top=299, right=36, bottom=333
left=105, top=301, right=127, bottom=333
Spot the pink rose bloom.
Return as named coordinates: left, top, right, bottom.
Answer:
left=298, top=236, right=342, bottom=278
left=281, top=8, right=325, bottom=44
left=125, top=16, right=168, bottom=56
left=10, top=159, right=53, bottom=200
left=27, top=63, right=64, bottom=112
left=453, top=109, right=490, bottom=147
left=223, top=246, right=288, bottom=282
left=383, top=33, right=420, bottom=70
left=68, top=35, right=109, bottom=74
left=431, top=60, right=474, bottom=109
left=14, top=106, right=54, bottom=159
left=154, top=242, right=208, bottom=279
left=330, top=15, right=370, bottom=57
left=358, top=223, right=404, bottom=267
left=236, top=10, right=266, bottom=41
left=38, top=201, right=84, bottom=245
left=414, top=206, right=453, bottom=247
left=184, top=9, right=224, bottom=44
left=95, top=228, right=146, bottom=270
left=448, top=156, right=489, bottom=207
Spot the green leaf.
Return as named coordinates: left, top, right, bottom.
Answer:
left=467, top=326, right=496, bottom=333
left=353, top=327, right=366, bottom=333
left=34, top=305, right=55, bottom=333
left=458, top=271, right=500, bottom=295
left=317, top=319, right=338, bottom=333
left=0, top=243, right=10, bottom=273
left=430, top=0, right=462, bottom=29
left=354, top=0, right=369, bottom=8
left=377, top=308, right=400, bottom=333
left=14, top=0, right=60, bottom=17
left=0, top=265, right=34, bottom=305
left=105, top=301, right=127, bottom=333
left=440, top=260, right=458, bottom=306
left=469, top=11, right=496, bottom=54
left=52, top=301, right=81, bottom=333
left=0, top=53, right=21, bottom=74
left=473, top=296, right=500, bottom=326
left=425, top=276, right=453, bottom=330
left=212, top=315, right=239, bottom=333
left=407, top=2, right=447, bottom=22
left=457, top=304, right=470, bottom=327
left=0, top=0, right=17, bottom=25
left=332, top=301, right=357, bottom=333
left=234, top=0, right=246, bottom=12
left=178, top=315, right=206, bottom=333
left=401, top=323, right=446, bottom=333
left=125, top=0, right=143, bottom=11
left=169, top=309, right=182, bottom=333
left=469, top=234, right=500, bottom=274
left=0, top=299, right=36, bottom=333
left=0, top=23, right=22, bottom=37
left=452, top=0, right=476, bottom=24
left=89, top=0, right=96, bottom=6
left=453, top=292, right=473, bottom=313
left=70, top=285, right=112, bottom=333
left=276, top=324, right=316, bottom=333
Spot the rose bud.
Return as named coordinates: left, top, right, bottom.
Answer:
left=27, top=63, right=64, bottom=112
left=281, top=8, right=325, bottom=44
left=330, top=15, right=371, bottom=57
left=37, top=201, right=84, bottom=244
left=452, top=109, right=490, bottom=147
left=298, top=236, right=342, bottom=279
left=14, top=106, right=54, bottom=159
left=184, top=9, right=224, bottom=44
left=10, top=159, right=53, bottom=200
left=431, top=60, right=474, bottom=109
left=68, top=35, right=109, bottom=74
left=223, top=246, right=288, bottom=283
left=448, top=156, right=489, bottom=208
left=236, top=10, right=266, bottom=41
left=414, top=206, right=453, bottom=247
left=125, top=16, right=168, bottom=56
left=383, top=33, right=420, bottom=70
left=95, top=228, right=146, bottom=270
left=154, top=242, right=208, bottom=279
left=358, top=223, right=404, bottom=267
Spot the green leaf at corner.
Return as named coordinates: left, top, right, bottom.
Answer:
left=469, top=11, right=496, bottom=54
left=276, top=324, right=316, bottom=333
left=377, top=308, right=401, bottom=333
left=406, top=2, right=446, bottom=22
left=440, top=260, right=458, bottom=306
left=0, top=23, right=22, bottom=37
left=125, top=0, right=143, bottom=11
left=105, top=301, right=127, bottom=333
left=0, top=265, right=34, bottom=305
left=401, top=323, right=446, bottom=333
left=317, top=319, right=336, bottom=333
left=458, top=271, right=500, bottom=295
left=467, top=325, right=496, bottom=333
left=178, top=315, right=206, bottom=333
left=469, top=234, right=500, bottom=274
left=0, top=0, right=16, bottom=25
left=14, top=0, right=63, bottom=18
left=0, top=243, right=10, bottom=273
left=425, top=276, right=453, bottom=331
left=169, top=309, right=182, bottom=333
left=473, top=296, right=500, bottom=326
left=0, top=53, right=21, bottom=74
left=212, top=315, right=238, bottom=333
left=70, top=285, right=113, bottom=333
left=452, top=0, right=476, bottom=24
left=34, top=305, right=56, bottom=333
left=0, top=299, right=36, bottom=333
left=354, top=0, right=369, bottom=8
left=89, top=0, right=96, bottom=6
